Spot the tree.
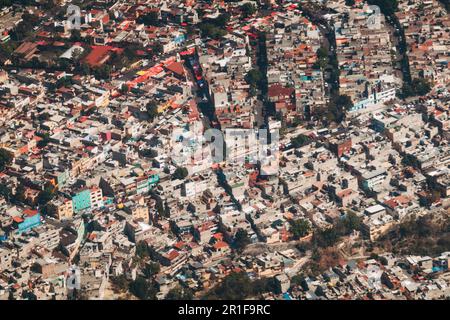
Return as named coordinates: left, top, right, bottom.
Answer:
left=204, top=272, right=275, bottom=300
left=335, top=94, right=353, bottom=111
left=316, top=47, right=329, bottom=70
left=245, top=69, right=262, bottom=86
left=234, top=229, right=251, bottom=251
left=411, top=78, right=432, bottom=96
left=141, top=148, right=158, bottom=158
left=172, top=167, right=188, bottom=180
left=37, top=133, right=51, bottom=148
left=0, top=183, right=12, bottom=201
left=245, top=69, right=262, bottom=97
left=198, top=23, right=227, bottom=39
left=367, top=0, right=399, bottom=16
left=93, top=65, right=111, bottom=80
left=289, top=219, right=311, bottom=240
left=198, top=13, right=229, bottom=39
left=10, top=13, right=40, bottom=41
left=326, top=94, right=353, bottom=123
left=146, top=101, right=159, bottom=120
left=143, top=262, right=160, bottom=278
left=166, top=286, right=194, bottom=300
left=138, top=12, right=160, bottom=26
left=149, top=43, right=164, bottom=56
left=129, top=276, right=157, bottom=300
left=310, top=247, right=341, bottom=273
left=37, top=186, right=55, bottom=206
left=0, top=148, right=13, bottom=171
left=342, top=211, right=361, bottom=234
left=38, top=112, right=50, bottom=121
left=345, top=0, right=355, bottom=6
left=136, top=241, right=150, bottom=258
left=70, top=29, right=82, bottom=42
left=0, top=0, right=12, bottom=9
left=291, top=134, right=311, bottom=148
left=110, top=275, right=130, bottom=293
left=120, top=83, right=129, bottom=94
left=214, top=13, right=231, bottom=28
left=241, top=3, right=257, bottom=18
left=402, top=78, right=432, bottom=98
left=11, top=183, right=26, bottom=204
left=314, top=227, right=339, bottom=248
left=72, top=48, right=83, bottom=61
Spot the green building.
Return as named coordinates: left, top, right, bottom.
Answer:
left=72, top=189, right=91, bottom=213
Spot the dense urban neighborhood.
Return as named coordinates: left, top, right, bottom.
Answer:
left=0, top=0, right=449, bottom=301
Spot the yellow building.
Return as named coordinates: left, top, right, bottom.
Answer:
left=49, top=198, right=74, bottom=220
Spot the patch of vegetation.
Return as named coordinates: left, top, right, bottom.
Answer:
left=203, top=272, right=276, bottom=300
left=0, top=148, right=13, bottom=171
left=377, top=214, right=450, bottom=256
left=290, top=134, right=312, bottom=148
left=289, top=219, right=311, bottom=240
left=402, top=78, right=432, bottom=98
left=166, top=286, right=194, bottom=300
left=172, top=167, right=188, bottom=180
left=129, top=276, right=158, bottom=300
left=234, top=229, right=251, bottom=252
left=367, top=0, right=399, bottom=16
left=137, top=11, right=161, bottom=27
left=140, top=148, right=158, bottom=159
left=313, top=212, right=362, bottom=248
left=145, top=100, right=159, bottom=120
left=10, top=13, right=40, bottom=41
left=241, top=3, right=257, bottom=18
left=197, top=13, right=230, bottom=39
left=244, top=69, right=263, bottom=97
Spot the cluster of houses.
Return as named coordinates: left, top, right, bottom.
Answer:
left=0, top=0, right=448, bottom=300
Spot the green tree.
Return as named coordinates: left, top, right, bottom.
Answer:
left=316, top=47, right=329, bottom=70
left=151, top=43, right=164, bottom=55
left=204, top=272, right=275, bottom=300
left=335, top=94, right=353, bottom=111
left=129, top=276, right=157, bottom=300
left=37, top=186, right=55, bottom=206
left=198, top=23, right=227, bottom=39
left=141, top=148, right=158, bottom=158
left=345, top=0, right=355, bottom=6
left=241, top=3, right=257, bottom=18
left=367, top=0, right=399, bottom=16
left=166, top=286, right=194, bottom=300
left=110, top=275, right=130, bottom=292
left=245, top=69, right=263, bottom=96
left=70, top=29, right=82, bottom=42
left=0, top=183, right=12, bottom=200
left=146, top=101, right=159, bottom=120
left=12, top=183, right=26, bottom=204
left=234, top=229, right=251, bottom=251
left=204, top=272, right=252, bottom=300
left=93, top=65, right=111, bottom=80
left=0, top=0, right=12, bottom=9
left=289, top=219, right=311, bottom=240
left=143, top=262, right=160, bottom=278
left=138, top=12, right=160, bottom=26
left=411, top=78, right=432, bottom=96
left=291, top=134, right=311, bottom=148
left=342, top=211, right=361, bottom=234
left=0, top=148, right=13, bottom=171
left=136, top=241, right=150, bottom=258
left=314, top=227, right=339, bottom=248
left=245, top=69, right=262, bottom=86
left=172, top=167, right=188, bottom=180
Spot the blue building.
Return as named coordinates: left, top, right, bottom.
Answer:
left=14, top=209, right=42, bottom=233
